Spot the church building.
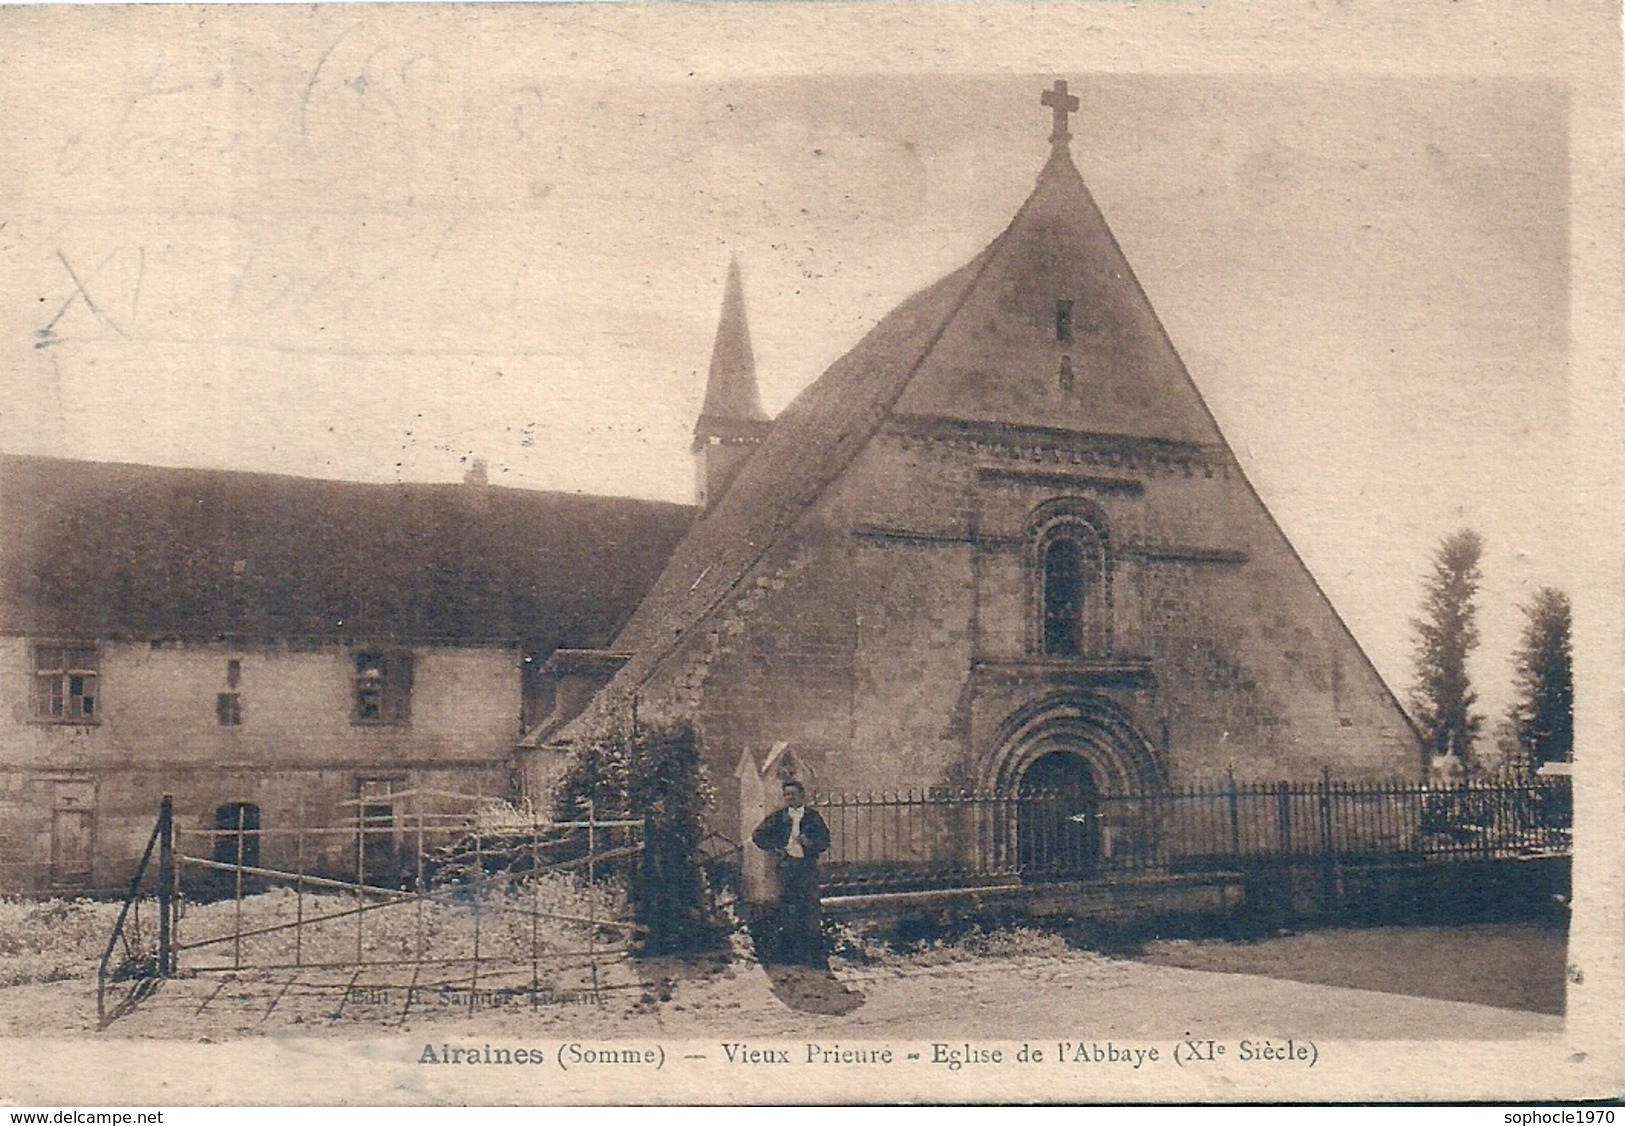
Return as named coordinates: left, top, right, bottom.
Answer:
left=0, top=81, right=1425, bottom=894
left=526, top=82, right=1422, bottom=851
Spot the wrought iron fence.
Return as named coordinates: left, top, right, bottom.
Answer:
left=812, top=775, right=1572, bottom=894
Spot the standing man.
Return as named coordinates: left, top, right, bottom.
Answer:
left=751, top=780, right=831, bottom=966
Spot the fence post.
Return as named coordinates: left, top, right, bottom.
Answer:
left=157, top=794, right=175, bottom=978
left=1318, top=768, right=1337, bottom=913
left=233, top=803, right=245, bottom=969
left=586, top=799, right=599, bottom=997
left=1275, top=781, right=1292, bottom=856
left=1317, top=769, right=1334, bottom=855
left=1225, top=768, right=1241, bottom=858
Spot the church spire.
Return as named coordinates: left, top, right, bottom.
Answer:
left=693, top=257, right=771, bottom=510
left=698, top=257, right=767, bottom=426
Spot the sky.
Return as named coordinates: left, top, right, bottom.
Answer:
left=0, top=6, right=1577, bottom=732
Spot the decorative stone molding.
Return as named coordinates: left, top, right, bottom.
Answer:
left=975, top=465, right=1145, bottom=494
left=886, top=414, right=1232, bottom=479
left=981, top=690, right=1166, bottom=795
left=1127, top=546, right=1249, bottom=566
left=973, top=655, right=1155, bottom=692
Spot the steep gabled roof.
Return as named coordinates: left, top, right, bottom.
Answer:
left=611, top=242, right=999, bottom=663
left=0, top=454, right=694, bottom=648
left=892, top=150, right=1227, bottom=446
left=575, top=144, right=1237, bottom=720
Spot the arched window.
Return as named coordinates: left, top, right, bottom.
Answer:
left=1043, top=537, right=1083, bottom=655
left=213, top=802, right=261, bottom=870
left=1034, top=509, right=1110, bottom=658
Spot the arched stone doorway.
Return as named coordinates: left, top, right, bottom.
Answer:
left=1016, top=751, right=1101, bottom=876
left=985, top=694, right=1165, bottom=877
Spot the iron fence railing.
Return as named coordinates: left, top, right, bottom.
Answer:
left=812, top=775, right=1572, bottom=893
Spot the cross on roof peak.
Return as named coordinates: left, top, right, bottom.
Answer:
left=1041, top=79, right=1080, bottom=149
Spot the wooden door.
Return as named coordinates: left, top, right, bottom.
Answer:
left=50, top=781, right=96, bottom=888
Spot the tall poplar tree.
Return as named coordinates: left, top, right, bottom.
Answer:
left=1510, top=587, right=1573, bottom=769
left=1409, top=529, right=1485, bottom=772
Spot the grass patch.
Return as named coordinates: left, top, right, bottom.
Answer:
left=0, top=899, right=122, bottom=986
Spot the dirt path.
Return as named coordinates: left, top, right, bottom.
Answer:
left=2, top=945, right=1559, bottom=1044
left=1139, top=922, right=1568, bottom=1016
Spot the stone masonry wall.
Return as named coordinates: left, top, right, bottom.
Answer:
left=598, top=426, right=1417, bottom=848
left=0, top=637, right=519, bottom=892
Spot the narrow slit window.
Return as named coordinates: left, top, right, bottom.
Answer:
left=1043, top=538, right=1084, bottom=656
left=1056, top=300, right=1075, bottom=344
left=1037, top=518, right=1112, bottom=658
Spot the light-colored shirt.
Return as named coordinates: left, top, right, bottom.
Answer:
left=786, top=806, right=805, bottom=858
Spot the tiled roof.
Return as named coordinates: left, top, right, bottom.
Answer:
left=0, top=454, right=694, bottom=649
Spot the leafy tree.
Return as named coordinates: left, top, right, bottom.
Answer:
left=551, top=716, right=722, bottom=954
left=1509, top=587, right=1573, bottom=769
left=628, top=721, right=722, bottom=954
left=551, top=717, right=634, bottom=824
left=1409, top=529, right=1485, bottom=772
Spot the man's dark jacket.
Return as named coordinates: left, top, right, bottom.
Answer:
left=752, top=806, right=831, bottom=859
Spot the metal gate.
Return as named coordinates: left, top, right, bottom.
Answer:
left=97, top=792, right=644, bottom=1028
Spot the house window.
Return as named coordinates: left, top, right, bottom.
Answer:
left=212, top=802, right=261, bottom=870
left=226, top=659, right=241, bottom=688
left=1056, top=300, right=1075, bottom=344
left=32, top=644, right=98, bottom=722
left=216, top=692, right=242, bottom=726
left=354, top=651, right=413, bottom=725
left=1036, top=516, right=1110, bottom=658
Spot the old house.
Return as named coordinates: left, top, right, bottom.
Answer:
left=526, top=83, right=1423, bottom=859
left=0, top=454, right=691, bottom=891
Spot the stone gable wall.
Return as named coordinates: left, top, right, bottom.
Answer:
left=626, top=425, right=1417, bottom=845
